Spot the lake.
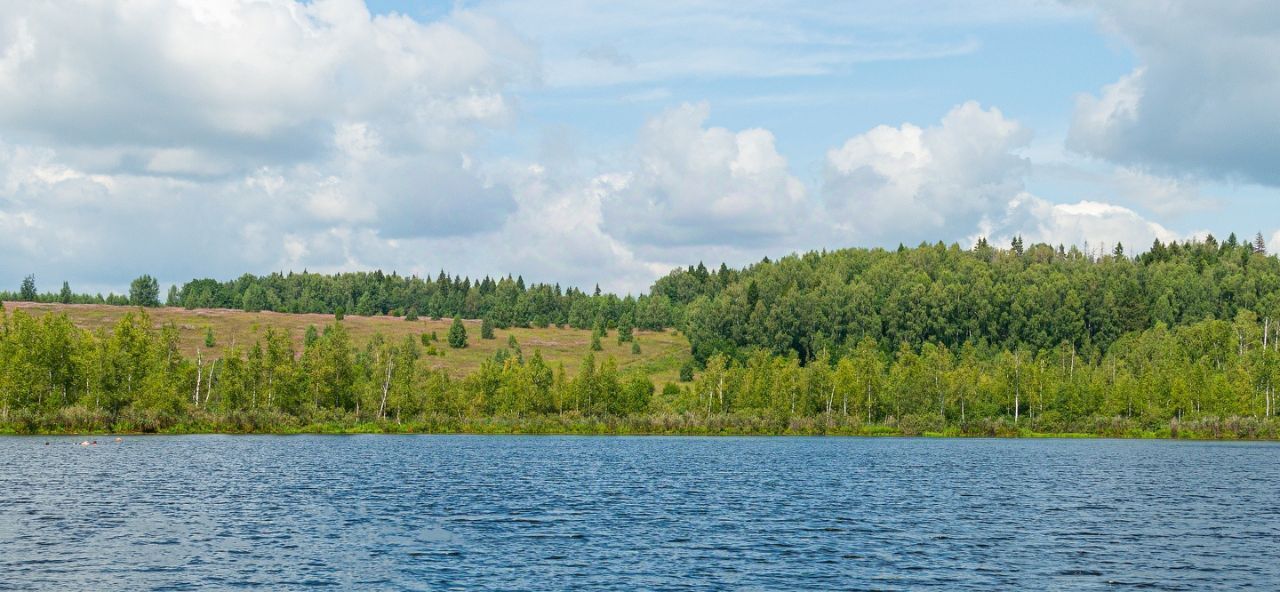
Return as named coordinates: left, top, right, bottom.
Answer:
left=1, top=436, right=1277, bottom=590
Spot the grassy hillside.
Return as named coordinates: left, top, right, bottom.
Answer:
left=3, top=302, right=692, bottom=384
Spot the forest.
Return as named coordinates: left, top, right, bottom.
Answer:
left=3, top=233, right=1280, bottom=438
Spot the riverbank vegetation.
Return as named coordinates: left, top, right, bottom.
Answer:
left=5, top=234, right=1280, bottom=438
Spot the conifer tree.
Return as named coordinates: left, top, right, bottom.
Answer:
left=19, top=275, right=36, bottom=301
left=59, top=281, right=72, bottom=304
left=481, top=316, right=495, bottom=339
left=448, top=316, right=468, bottom=349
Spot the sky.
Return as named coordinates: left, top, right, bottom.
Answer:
left=1, top=0, right=1278, bottom=295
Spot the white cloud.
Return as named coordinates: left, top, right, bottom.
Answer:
left=1111, top=167, right=1218, bottom=217
left=978, top=193, right=1180, bottom=253
left=0, top=0, right=537, bottom=291
left=0, top=0, right=534, bottom=165
left=1067, top=1, right=1280, bottom=184
left=601, top=103, right=807, bottom=247
left=822, top=101, right=1031, bottom=243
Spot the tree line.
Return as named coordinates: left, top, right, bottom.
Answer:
left=669, top=233, right=1280, bottom=364
left=2, top=300, right=1279, bottom=437
left=6, top=232, right=1280, bottom=437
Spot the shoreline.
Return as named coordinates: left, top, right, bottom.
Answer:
left=6, top=426, right=1278, bottom=442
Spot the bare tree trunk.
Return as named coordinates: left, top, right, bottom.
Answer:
left=194, top=350, right=203, bottom=406
left=203, top=359, right=217, bottom=406
left=379, top=360, right=394, bottom=419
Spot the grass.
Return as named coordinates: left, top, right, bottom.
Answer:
left=2, top=302, right=693, bottom=383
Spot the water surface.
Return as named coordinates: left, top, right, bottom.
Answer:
left=2, top=436, right=1277, bottom=590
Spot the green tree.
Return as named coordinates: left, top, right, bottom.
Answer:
left=448, top=316, right=468, bottom=349
left=481, top=316, right=495, bottom=339
left=129, top=275, right=161, bottom=307
left=59, top=281, right=72, bottom=304
left=204, top=327, right=216, bottom=348
left=19, top=275, right=36, bottom=301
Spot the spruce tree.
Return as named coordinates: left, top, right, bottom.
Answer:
left=204, top=327, right=216, bottom=348
left=19, top=275, right=36, bottom=301
left=590, top=332, right=603, bottom=351
left=59, top=281, right=72, bottom=304
left=481, top=316, right=495, bottom=339
left=448, top=316, right=468, bottom=348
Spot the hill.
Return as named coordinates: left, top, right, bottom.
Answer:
left=2, top=302, right=691, bottom=384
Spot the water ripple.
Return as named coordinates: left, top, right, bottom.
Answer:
left=1, top=436, right=1278, bottom=590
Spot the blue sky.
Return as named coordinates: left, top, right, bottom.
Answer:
left=0, top=0, right=1277, bottom=294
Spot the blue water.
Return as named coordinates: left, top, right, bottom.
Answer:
left=1, top=436, right=1277, bottom=590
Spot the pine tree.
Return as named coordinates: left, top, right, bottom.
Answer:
left=59, top=281, right=72, bottom=304
left=448, top=316, right=468, bottom=349
left=405, top=307, right=419, bottom=321
left=19, top=275, right=36, bottom=301
left=590, top=332, right=603, bottom=351
left=631, top=340, right=641, bottom=355
left=1255, top=232, right=1267, bottom=255
left=617, top=314, right=634, bottom=343
left=305, top=325, right=320, bottom=347
left=481, top=316, right=495, bottom=339
left=204, top=327, right=216, bottom=348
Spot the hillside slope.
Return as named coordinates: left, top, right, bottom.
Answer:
left=3, top=302, right=691, bottom=383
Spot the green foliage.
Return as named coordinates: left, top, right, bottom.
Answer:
left=334, top=307, right=344, bottom=321
left=448, top=317, right=468, bottom=349
left=241, top=284, right=271, bottom=312
left=1, top=303, right=1279, bottom=437
left=19, top=275, right=36, bottom=301
left=204, top=327, right=216, bottom=348
left=679, top=360, right=695, bottom=382
left=481, top=316, right=495, bottom=339
left=590, top=333, right=603, bottom=351
left=632, top=340, right=642, bottom=355
left=669, top=237, right=1280, bottom=364
left=168, top=269, right=677, bottom=330
left=405, top=307, right=419, bottom=321
left=305, top=325, right=320, bottom=348
left=129, top=275, right=161, bottom=307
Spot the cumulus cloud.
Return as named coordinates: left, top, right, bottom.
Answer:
left=822, top=101, right=1031, bottom=243
left=1067, top=1, right=1280, bottom=184
left=977, top=193, right=1181, bottom=253
left=601, top=103, right=807, bottom=247
left=0, top=0, right=537, bottom=291
left=0, top=0, right=533, bottom=167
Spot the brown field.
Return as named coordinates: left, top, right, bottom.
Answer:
left=3, top=302, right=692, bottom=383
